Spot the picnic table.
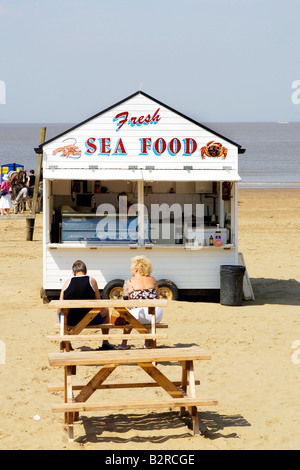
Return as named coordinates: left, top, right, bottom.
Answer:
left=48, top=346, right=218, bottom=442
left=47, top=299, right=168, bottom=350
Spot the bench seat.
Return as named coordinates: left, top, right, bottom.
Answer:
left=49, top=299, right=167, bottom=309
left=52, top=397, right=218, bottom=414
left=48, top=347, right=211, bottom=367
left=47, top=333, right=168, bottom=342
left=53, top=322, right=168, bottom=330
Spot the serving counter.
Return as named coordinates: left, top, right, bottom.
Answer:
left=58, top=206, right=228, bottom=247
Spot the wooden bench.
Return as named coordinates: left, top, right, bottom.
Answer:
left=53, top=322, right=169, bottom=330
left=48, top=299, right=168, bottom=350
left=48, top=346, right=217, bottom=442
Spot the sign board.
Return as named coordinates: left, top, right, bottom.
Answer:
left=41, top=92, right=243, bottom=178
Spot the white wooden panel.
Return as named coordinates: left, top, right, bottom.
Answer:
left=43, top=93, right=239, bottom=173
left=44, top=246, right=236, bottom=290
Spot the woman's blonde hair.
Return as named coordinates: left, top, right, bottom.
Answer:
left=131, top=255, right=152, bottom=276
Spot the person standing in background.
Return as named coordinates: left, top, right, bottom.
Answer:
left=0, top=174, right=11, bottom=215
left=27, top=170, right=36, bottom=197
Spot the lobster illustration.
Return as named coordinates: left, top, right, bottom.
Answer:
left=53, top=138, right=82, bottom=159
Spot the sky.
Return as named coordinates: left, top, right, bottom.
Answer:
left=1, top=0, right=300, bottom=123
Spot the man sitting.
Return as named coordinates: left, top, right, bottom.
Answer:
left=59, top=260, right=115, bottom=350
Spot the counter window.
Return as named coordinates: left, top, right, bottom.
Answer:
left=48, top=179, right=233, bottom=246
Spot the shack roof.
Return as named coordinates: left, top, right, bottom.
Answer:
left=35, top=90, right=246, bottom=154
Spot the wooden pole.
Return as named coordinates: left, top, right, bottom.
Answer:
left=27, top=127, right=46, bottom=241
left=26, top=217, right=35, bottom=241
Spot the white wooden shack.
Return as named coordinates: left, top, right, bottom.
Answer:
left=37, top=91, right=245, bottom=301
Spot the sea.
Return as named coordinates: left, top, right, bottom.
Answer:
left=0, top=122, right=300, bottom=188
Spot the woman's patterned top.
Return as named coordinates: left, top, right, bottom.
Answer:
left=128, top=278, right=157, bottom=300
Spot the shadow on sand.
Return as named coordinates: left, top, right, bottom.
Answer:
left=180, top=277, right=300, bottom=306
left=76, top=410, right=250, bottom=445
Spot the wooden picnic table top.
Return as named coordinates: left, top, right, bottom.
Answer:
left=48, top=299, right=167, bottom=310
left=48, top=346, right=211, bottom=367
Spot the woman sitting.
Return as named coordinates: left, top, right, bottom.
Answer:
left=118, top=255, right=163, bottom=350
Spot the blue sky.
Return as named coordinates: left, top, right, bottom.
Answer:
left=0, top=0, right=300, bottom=123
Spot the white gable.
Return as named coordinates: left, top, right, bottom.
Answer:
left=42, top=92, right=241, bottom=179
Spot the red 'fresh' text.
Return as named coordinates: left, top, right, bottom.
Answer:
left=113, top=108, right=161, bottom=131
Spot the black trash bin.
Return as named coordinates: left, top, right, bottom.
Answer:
left=220, top=265, right=246, bottom=306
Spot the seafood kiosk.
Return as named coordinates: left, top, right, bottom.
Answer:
left=37, top=91, right=245, bottom=301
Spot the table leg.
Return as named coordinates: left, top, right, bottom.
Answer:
left=69, top=308, right=104, bottom=336
left=149, top=307, right=156, bottom=348
left=75, top=364, right=118, bottom=403
left=186, top=360, right=200, bottom=435
left=180, top=361, right=188, bottom=416
left=115, top=308, right=149, bottom=334
left=60, top=308, right=69, bottom=352
left=60, top=308, right=103, bottom=352
left=138, top=362, right=184, bottom=399
left=65, top=365, right=74, bottom=442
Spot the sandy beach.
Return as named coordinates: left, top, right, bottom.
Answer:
left=0, top=188, right=300, bottom=450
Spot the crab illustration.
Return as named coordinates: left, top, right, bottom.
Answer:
left=201, top=141, right=227, bottom=160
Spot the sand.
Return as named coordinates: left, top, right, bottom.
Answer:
left=0, top=188, right=300, bottom=450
